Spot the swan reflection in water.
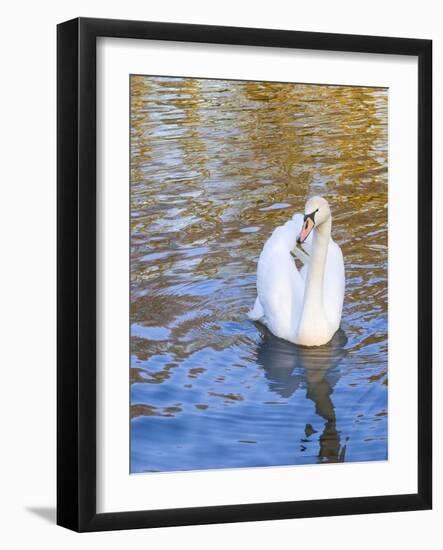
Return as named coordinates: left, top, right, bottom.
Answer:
left=255, top=326, right=348, bottom=464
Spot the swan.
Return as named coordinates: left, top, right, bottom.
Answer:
left=248, top=196, right=345, bottom=347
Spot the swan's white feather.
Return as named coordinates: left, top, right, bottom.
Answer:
left=254, top=219, right=304, bottom=342
left=249, top=204, right=345, bottom=346
left=323, top=240, right=345, bottom=332
left=248, top=296, right=265, bottom=321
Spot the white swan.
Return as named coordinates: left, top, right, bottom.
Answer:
left=249, top=196, right=345, bottom=347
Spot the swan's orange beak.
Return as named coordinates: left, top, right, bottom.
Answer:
left=297, top=217, right=314, bottom=244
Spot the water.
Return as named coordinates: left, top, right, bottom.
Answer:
left=130, top=76, right=388, bottom=473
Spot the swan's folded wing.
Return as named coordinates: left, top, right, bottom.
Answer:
left=256, top=234, right=305, bottom=342
left=248, top=296, right=265, bottom=321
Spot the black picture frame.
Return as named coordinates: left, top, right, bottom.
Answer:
left=57, top=17, right=432, bottom=532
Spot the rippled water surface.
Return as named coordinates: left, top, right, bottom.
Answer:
left=130, top=76, right=388, bottom=473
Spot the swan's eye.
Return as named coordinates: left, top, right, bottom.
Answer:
left=303, top=208, right=319, bottom=225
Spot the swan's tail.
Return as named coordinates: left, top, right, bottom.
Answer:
left=248, top=297, right=264, bottom=321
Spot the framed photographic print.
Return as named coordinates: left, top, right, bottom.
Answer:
left=57, top=17, right=432, bottom=531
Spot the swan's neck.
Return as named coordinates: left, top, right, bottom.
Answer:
left=295, top=218, right=331, bottom=343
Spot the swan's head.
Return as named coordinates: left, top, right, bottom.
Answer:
left=297, top=196, right=331, bottom=244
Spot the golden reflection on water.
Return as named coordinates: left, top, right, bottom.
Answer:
left=130, top=75, right=388, bottom=472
